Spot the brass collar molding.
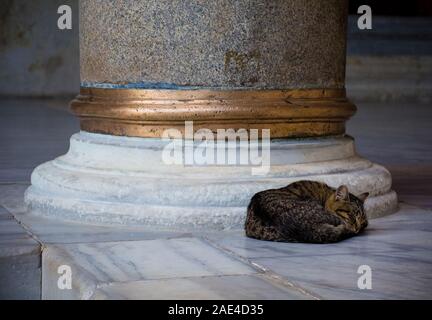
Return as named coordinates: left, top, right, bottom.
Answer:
left=70, top=88, right=356, bottom=139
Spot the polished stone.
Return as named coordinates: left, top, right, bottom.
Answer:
left=1, top=182, right=432, bottom=299
left=0, top=205, right=38, bottom=255
left=0, top=99, right=79, bottom=183
left=80, top=0, right=347, bottom=89
left=1, top=99, right=432, bottom=299
left=0, top=205, right=41, bottom=300
left=2, top=98, right=430, bottom=208
left=92, top=275, right=310, bottom=300
left=48, top=237, right=257, bottom=282
left=3, top=2, right=431, bottom=100
left=35, top=203, right=432, bottom=300
left=23, top=131, right=396, bottom=228
left=42, top=237, right=312, bottom=299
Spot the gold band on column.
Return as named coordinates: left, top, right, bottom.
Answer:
left=70, top=88, right=356, bottom=138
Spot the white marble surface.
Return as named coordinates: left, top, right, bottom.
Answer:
left=0, top=205, right=39, bottom=256
left=2, top=183, right=432, bottom=300
left=1, top=183, right=432, bottom=299
left=92, top=275, right=310, bottom=300
left=39, top=205, right=432, bottom=300
left=24, top=131, right=397, bottom=229
left=0, top=205, right=41, bottom=299
left=42, top=238, right=312, bottom=300
left=204, top=205, right=432, bottom=299
left=1, top=98, right=432, bottom=299
left=50, top=237, right=257, bottom=283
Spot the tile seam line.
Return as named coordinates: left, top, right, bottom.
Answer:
left=200, top=236, right=322, bottom=300
left=32, top=234, right=199, bottom=246
left=95, top=273, right=264, bottom=290
left=1, top=204, right=44, bottom=300
left=1, top=204, right=44, bottom=247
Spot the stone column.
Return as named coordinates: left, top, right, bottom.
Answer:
left=25, top=0, right=397, bottom=229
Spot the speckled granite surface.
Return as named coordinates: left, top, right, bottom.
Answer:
left=79, top=0, right=347, bottom=89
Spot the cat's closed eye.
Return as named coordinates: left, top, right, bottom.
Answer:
left=335, top=209, right=350, bottom=218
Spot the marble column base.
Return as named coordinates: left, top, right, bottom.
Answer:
left=24, top=132, right=398, bottom=230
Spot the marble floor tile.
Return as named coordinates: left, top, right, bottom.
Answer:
left=0, top=205, right=41, bottom=300
left=14, top=212, right=190, bottom=244
left=42, top=238, right=317, bottom=299
left=252, top=251, right=432, bottom=299
left=1, top=184, right=194, bottom=244
left=0, top=99, right=79, bottom=183
left=45, top=237, right=257, bottom=284
left=0, top=184, right=29, bottom=214
left=92, top=274, right=311, bottom=300
left=0, top=206, right=38, bottom=249
left=0, top=206, right=13, bottom=220
left=0, top=238, right=40, bottom=257
left=204, top=233, right=395, bottom=259
left=1, top=99, right=432, bottom=299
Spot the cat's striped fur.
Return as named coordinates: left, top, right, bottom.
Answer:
left=245, top=181, right=369, bottom=243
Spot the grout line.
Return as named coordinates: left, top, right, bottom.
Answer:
left=200, top=236, right=322, bottom=300
left=1, top=204, right=44, bottom=248
left=1, top=204, right=44, bottom=300
left=35, top=233, right=196, bottom=246
left=95, top=273, right=262, bottom=290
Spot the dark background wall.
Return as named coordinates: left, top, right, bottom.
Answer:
left=0, top=0, right=431, bottom=99
left=0, top=0, right=79, bottom=97
left=348, top=0, right=432, bottom=16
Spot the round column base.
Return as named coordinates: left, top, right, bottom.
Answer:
left=24, top=132, right=398, bottom=230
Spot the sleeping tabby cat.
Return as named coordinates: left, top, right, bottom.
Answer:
left=245, top=180, right=369, bottom=243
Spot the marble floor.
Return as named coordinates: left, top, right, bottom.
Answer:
left=0, top=98, right=431, bottom=299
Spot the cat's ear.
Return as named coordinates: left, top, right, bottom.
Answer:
left=335, top=185, right=349, bottom=201
left=357, top=192, right=369, bottom=202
